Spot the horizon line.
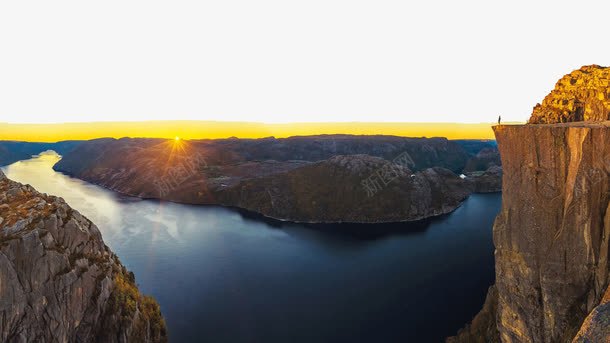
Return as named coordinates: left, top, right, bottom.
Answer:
left=0, top=121, right=512, bottom=142
left=0, top=120, right=525, bottom=125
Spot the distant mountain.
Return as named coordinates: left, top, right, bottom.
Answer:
left=52, top=135, right=498, bottom=223
left=452, top=139, right=497, bottom=155
left=0, top=141, right=83, bottom=166
left=452, top=140, right=501, bottom=174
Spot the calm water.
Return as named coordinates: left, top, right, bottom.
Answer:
left=2, top=152, right=500, bottom=343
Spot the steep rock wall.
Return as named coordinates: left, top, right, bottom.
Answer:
left=492, top=123, right=609, bottom=342
left=0, top=170, right=167, bottom=342
left=450, top=122, right=609, bottom=343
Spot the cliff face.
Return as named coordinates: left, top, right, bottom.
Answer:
left=0, top=170, right=167, bottom=342
left=493, top=123, right=609, bottom=342
left=530, top=65, right=610, bottom=124
left=451, top=122, right=610, bottom=343
left=451, top=65, right=610, bottom=343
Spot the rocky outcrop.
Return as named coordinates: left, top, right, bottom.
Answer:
left=529, top=65, right=610, bottom=124
left=0, top=170, right=167, bottom=342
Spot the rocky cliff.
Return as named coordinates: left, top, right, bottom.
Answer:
left=0, top=170, right=167, bottom=342
left=451, top=122, right=610, bottom=343
left=493, top=123, right=609, bottom=342
left=530, top=65, right=610, bottom=124
left=450, top=66, right=610, bottom=343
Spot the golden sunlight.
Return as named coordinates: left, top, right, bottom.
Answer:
left=0, top=121, right=502, bottom=142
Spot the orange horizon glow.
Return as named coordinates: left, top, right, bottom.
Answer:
left=0, top=120, right=514, bottom=142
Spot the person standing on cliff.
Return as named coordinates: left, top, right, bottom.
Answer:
left=498, top=115, right=501, bottom=125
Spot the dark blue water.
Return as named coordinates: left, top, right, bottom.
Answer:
left=2, top=152, right=500, bottom=343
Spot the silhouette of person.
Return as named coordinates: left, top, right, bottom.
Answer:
left=498, top=115, right=501, bottom=125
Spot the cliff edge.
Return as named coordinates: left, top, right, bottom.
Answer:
left=0, top=170, right=167, bottom=342
left=450, top=65, right=610, bottom=343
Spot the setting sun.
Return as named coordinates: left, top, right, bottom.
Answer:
left=175, top=136, right=180, bottom=141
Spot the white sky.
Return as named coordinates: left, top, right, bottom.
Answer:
left=0, top=0, right=607, bottom=124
